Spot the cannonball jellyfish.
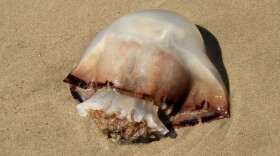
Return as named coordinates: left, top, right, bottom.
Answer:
left=63, top=9, right=230, bottom=143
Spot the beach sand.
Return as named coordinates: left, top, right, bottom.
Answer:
left=1, top=0, right=279, bottom=155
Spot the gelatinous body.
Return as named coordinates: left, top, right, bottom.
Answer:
left=64, top=9, right=230, bottom=143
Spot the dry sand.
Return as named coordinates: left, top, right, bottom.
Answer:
left=1, top=0, right=279, bottom=155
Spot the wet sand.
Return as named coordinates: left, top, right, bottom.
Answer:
left=1, top=0, right=279, bottom=155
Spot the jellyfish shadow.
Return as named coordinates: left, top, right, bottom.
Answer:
left=196, top=25, right=230, bottom=94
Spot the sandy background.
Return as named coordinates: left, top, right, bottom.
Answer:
left=1, top=0, right=279, bottom=155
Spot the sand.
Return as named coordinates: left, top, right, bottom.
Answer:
left=1, top=0, right=279, bottom=155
